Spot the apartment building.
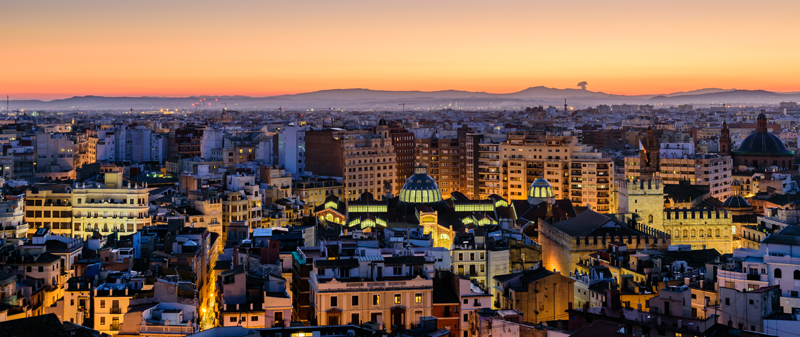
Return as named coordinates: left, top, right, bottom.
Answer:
left=0, top=198, right=26, bottom=239
left=24, top=184, right=73, bottom=237
left=305, top=129, right=396, bottom=200
left=465, top=133, right=505, bottom=200
left=309, top=252, right=434, bottom=332
left=71, top=172, right=151, bottom=239
left=625, top=154, right=732, bottom=200
left=35, top=132, right=78, bottom=180
left=415, top=136, right=464, bottom=200
left=94, top=284, right=136, bottom=335
left=501, top=132, right=614, bottom=213
left=378, top=120, right=415, bottom=195
left=222, top=174, right=263, bottom=239
left=292, top=178, right=344, bottom=217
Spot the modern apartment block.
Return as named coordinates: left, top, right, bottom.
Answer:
left=465, top=133, right=505, bottom=200
left=625, top=154, right=733, bottom=200
left=415, top=136, right=464, bottom=200
left=501, top=132, right=614, bottom=213
left=305, top=128, right=397, bottom=200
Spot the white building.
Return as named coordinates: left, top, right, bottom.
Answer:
left=283, top=125, right=306, bottom=176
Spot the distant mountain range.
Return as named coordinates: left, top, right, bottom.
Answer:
left=5, top=87, right=800, bottom=110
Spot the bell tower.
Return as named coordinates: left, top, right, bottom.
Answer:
left=720, top=121, right=731, bottom=156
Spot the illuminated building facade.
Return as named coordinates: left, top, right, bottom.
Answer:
left=501, top=132, right=614, bottom=213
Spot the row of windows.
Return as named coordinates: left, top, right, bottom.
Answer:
left=330, top=293, right=423, bottom=307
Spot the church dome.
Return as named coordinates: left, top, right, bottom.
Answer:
left=528, top=178, right=555, bottom=205
left=734, top=133, right=792, bottom=156
left=733, top=112, right=794, bottom=157
left=723, top=195, right=750, bottom=208
left=398, top=166, right=443, bottom=205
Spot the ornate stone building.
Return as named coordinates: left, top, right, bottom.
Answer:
left=662, top=209, right=734, bottom=254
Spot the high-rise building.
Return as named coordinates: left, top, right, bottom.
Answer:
left=305, top=128, right=396, bottom=200
left=283, top=125, right=307, bottom=176
left=378, top=120, right=414, bottom=196
left=415, top=136, right=463, bottom=200
left=465, top=133, right=505, bottom=200
left=501, top=132, right=614, bottom=213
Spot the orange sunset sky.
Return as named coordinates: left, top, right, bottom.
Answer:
left=3, top=0, right=800, bottom=100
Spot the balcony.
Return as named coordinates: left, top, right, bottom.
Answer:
left=110, top=324, right=120, bottom=331
left=139, top=325, right=193, bottom=334
left=747, top=274, right=761, bottom=281
left=111, top=307, right=122, bottom=314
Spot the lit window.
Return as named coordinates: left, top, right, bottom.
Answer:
left=415, top=294, right=422, bottom=304
left=394, top=294, right=401, bottom=304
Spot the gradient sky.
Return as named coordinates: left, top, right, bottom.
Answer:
left=3, top=0, right=800, bottom=99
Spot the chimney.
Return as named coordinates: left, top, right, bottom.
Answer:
left=125, top=288, right=128, bottom=296
left=250, top=303, right=253, bottom=310
left=236, top=304, right=239, bottom=311
left=684, top=277, right=690, bottom=285
left=699, top=280, right=704, bottom=288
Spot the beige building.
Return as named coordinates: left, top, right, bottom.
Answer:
left=539, top=210, right=670, bottom=275
left=0, top=198, right=27, bottom=239
left=187, top=195, right=223, bottom=240
left=615, top=179, right=665, bottom=231
left=625, top=154, right=733, bottom=201
left=502, top=132, right=614, bottom=213
left=292, top=178, right=344, bottom=217
left=415, top=136, right=465, bottom=200
left=305, top=129, right=397, bottom=200
left=24, top=185, right=73, bottom=237
left=663, top=209, right=734, bottom=254
left=94, top=284, right=135, bottom=335
left=309, top=253, right=434, bottom=332
left=72, top=172, right=151, bottom=239
left=465, top=133, right=504, bottom=200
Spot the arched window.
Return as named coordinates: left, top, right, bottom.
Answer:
left=699, top=230, right=704, bottom=237
left=682, top=230, right=688, bottom=237
left=691, top=230, right=696, bottom=237
left=775, top=268, right=782, bottom=278
left=795, top=270, right=800, bottom=280
left=715, top=229, right=720, bottom=237
left=648, top=215, right=654, bottom=223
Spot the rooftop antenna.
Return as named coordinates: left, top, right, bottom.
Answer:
left=5, top=95, right=8, bottom=113
left=564, top=97, right=568, bottom=117
left=399, top=103, right=405, bottom=113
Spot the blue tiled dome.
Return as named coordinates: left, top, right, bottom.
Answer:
left=733, top=112, right=794, bottom=157
left=722, top=195, right=750, bottom=208
left=734, top=132, right=793, bottom=156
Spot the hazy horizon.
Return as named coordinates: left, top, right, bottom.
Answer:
left=3, top=0, right=800, bottom=100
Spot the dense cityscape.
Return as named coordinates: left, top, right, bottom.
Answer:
left=0, top=101, right=798, bottom=337
left=5, top=1, right=800, bottom=336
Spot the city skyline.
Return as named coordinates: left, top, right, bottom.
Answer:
left=4, top=0, right=800, bottom=99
